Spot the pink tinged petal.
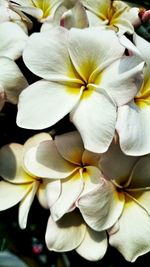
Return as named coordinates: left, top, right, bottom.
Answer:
left=0, top=57, right=28, bottom=104
left=99, top=56, right=144, bottom=106
left=24, top=140, right=76, bottom=179
left=46, top=180, right=61, bottom=207
left=23, top=27, right=82, bottom=83
left=99, top=139, right=139, bottom=185
left=50, top=171, right=84, bottom=221
left=70, top=88, right=117, bottom=153
left=0, top=22, right=27, bottom=60
left=109, top=195, right=150, bottom=262
left=0, top=143, right=34, bottom=183
left=78, top=176, right=125, bottom=231
left=116, top=103, right=150, bottom=156
left=68, top=27, right=124, bottom=83
left=0, top=181, right=31, bottom=210
left=45, top=212, right=86, bottom=252
left=55, top=131, right=84, bottom=165
left=76, top=227, right=107, bottom=261
left=17, top=80, right=82, bottom=129
left=19, top=181, right=39, bottom=229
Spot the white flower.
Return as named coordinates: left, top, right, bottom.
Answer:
left=17, top=27, right=143, bottom=153
left=100, top=140, right=150, bottom=261
left=24, top=131, right=124, bottom=231
left=0, top=133, right=51, bottom=229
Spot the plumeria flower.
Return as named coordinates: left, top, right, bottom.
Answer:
left=80, top=0, right=140, bottom=35
left=24, top=131, right=124, bottom=232
left=100, top=141, right=150, bottom=262
left=0, top=133, right=51, bottom=229
left=17, top=27, right=143, bottom=153
left=10, top=0, right=63, bottom=23
left=116, top=34, right=150, bottom=155
left=45, top=210, right=107, bottom=261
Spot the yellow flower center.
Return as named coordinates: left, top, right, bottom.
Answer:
left=134, top=75, right=150, bottom=108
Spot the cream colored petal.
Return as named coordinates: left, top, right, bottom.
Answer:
left=24, top=140, right=77, bottom=179
left=19, top=181, right=39, bottom=229
left=0, top=143, right=34, bottom=183
left=45, top=212, right=86, bottom=251
left=46, top=179, right=61, bottom=208
left=23, top=132, right=52, bottom=154
left=78, top=171, right=125, bottom=231
left=0, top=181, right=31, bottom=210
left=76, top=227, right=107, bottom=261
left=50, top=171, right=84, bottom=221
left=109, top=195, right=150, bottom=262
left=0, top=22, right=28, bottom=60
left=55, top=131, right=84, bottom=165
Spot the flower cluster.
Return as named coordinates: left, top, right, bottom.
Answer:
left=0, top=0, right=150, bottom=263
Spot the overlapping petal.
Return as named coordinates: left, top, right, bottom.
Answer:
left=45, top=212, right=86, bottom=251
left=109, top=195, right=150, bottom=262
left=70, top=88, right=116, bottom=153
left=76, top=227, right=107, bottom=261
left=17, top=80, right=82, bottom=129
left=0, top=22, right=28, bottom=60
left=24, top=139, right=77, bottom=178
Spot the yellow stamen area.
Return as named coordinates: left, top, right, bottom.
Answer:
left=30, top=0, right=52, bottom=18
left=134, top=78, right=150, bottom=108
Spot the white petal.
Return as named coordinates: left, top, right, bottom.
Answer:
left=0, top=57, right=28, bottom=104
left=70, top=88, right=116, bottom=153
left=0, top=143, right=33, bottom=183
left=17, top=80, right=82, bottom=129
left=109, top=195, right=150, bottom=262
left=19, top=181, right=39, bottom=229
left=76, top=227, right=107, bottom=261
left=23, top=27, right=82, bottom=83
left=100, top=56, right=144, bottom=106
left=46, top=179, right=61, bottom=207
left=55, top=131, right=84, bottom=165
left=0, top=181, right=31, bottom=210
left=99, top=140, right=139, bottom=185
left=24, top=140, right=77, bottom=179
left=51, top=171, right=84, bottom=221
left=78, top=174, right=125, bottom=231
left=23, top=132, right=52, bottom=153
left=134, top=33, right=150, bottom=64
left=45, top=212, right=86, bottom=251
left=0, top=22, right=27, bottom=60
left=68, top=27, right=124, bottom=82
left=116, top=103, right=150, bottom=156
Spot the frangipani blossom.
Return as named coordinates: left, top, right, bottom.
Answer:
left=46, top=210, right=107, bottom=261
left=24, top=131, right=124, bottom=232
left=116, top=34, right=150, bottom=155
left=17, top=27, right=144, bottom=153
left=0, top=133, right=51, bottom=229
left=80, top=0, right=140, bottom=35
left=100, top=141, right=150, bottom=262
